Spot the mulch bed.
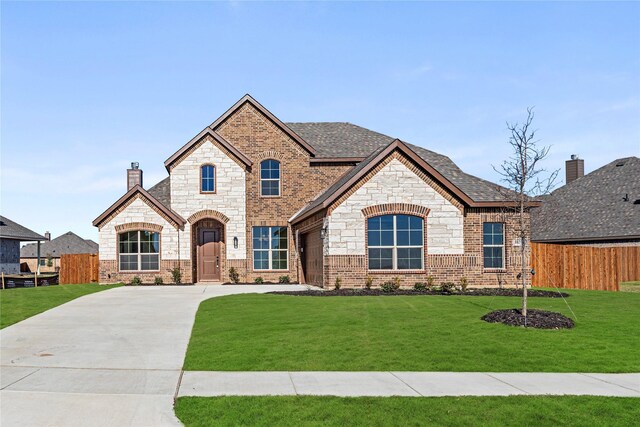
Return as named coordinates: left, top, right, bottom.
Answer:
left=267, top=288, right=569, bottom=298
left=481, top=309, right=575, bottom=329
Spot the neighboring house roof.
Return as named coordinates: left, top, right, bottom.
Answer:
left=93, top=185, right=186, bottom=229
left=84, top=239, right=99, bottom=251
left=290, top=139, right=529, bottom=224
left=21, top=231, right=99, bottom=258
left=0, top=216, right=46, bottom=241
left=531, top=156, right=640, bottom=242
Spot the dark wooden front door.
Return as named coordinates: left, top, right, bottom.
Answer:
left=198, top=229, right=221, bottom=281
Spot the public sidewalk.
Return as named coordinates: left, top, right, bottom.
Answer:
left=178, top=371, right=640, bottom=397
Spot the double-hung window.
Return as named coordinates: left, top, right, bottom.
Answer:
left=367, top=214, right=423, bottom=270
left=119, top=230, right=160, bottom=271
left=201, top=165, right=215, bottom=193
left=253, top=226, right=288, bottom=270
left=260, top=160, right=280, bottom=196
left=483, top=222, right=505, bottom=269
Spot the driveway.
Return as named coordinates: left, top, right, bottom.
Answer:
left=0, top=284, right=307, bottom=427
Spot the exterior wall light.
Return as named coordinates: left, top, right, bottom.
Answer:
left=233, top=237, right=239, bottom=249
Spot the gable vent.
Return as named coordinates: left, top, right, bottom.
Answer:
left=616, top=161, right=626, bottom=167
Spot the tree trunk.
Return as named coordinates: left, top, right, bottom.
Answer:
left=520, top=195, right=527, bottom=321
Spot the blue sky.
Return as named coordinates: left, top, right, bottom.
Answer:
left=2, top=1, right=639, bottom=241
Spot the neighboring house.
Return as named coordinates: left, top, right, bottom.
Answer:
left=532, top=156, right=640, bottom=246
left=20, top=231, right=99, bottom=273
left=93, top=94, right=536, bottom=287
left=0, top=216, right=46, bottom=274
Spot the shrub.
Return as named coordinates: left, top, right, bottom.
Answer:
left=441, top=282, right=455, bottom=293
left=254, top=277, right=264, bottom=284
left=171, top=267, right=182, bottom=285
left=393, top=276, right=401, bottom=288
left=414, top=282, right=427, bottom=291
left=335, top=277, right=342, bottom=290
left=426, top=276, right=435, bottom=288
left=154, top=276, right=163, bottom=285
left=279, top=275, right=290, bottom=284
left=130, top=276, right=142, bottom=286
left=229, top=267, right=240, bottom=284
left=381, top=281, right=400, bottom=293
left=460, top=277, right=469, bottom=292
left=46, top=256, right=53, bottom=267
left=365, top=276, right=373, bottom=290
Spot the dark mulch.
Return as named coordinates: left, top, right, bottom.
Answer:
left=267, top=288, right=569, bottom=298
left=481, top=309, right=575, bottom=329
left=125, top=283, right=195, bottom=287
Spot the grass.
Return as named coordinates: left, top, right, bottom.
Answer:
left=620, top=281, right=640, bottom=293
left=0, top=283, right=121, bottom=328
left=183, top=289, right=640, bottom=372
left=175, top=396, right=640, bottom=427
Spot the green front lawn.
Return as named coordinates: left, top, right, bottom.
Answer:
left=175, top=396, right=640, bottom=427
left=0, top=283, right=121, bottom=328
left=184, top=290, right=640, bottom=372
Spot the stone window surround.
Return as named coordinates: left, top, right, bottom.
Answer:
left=200, top=163, right=217, bottom=194
left=482, top=221, right=507, bottom=272
left=362, top=204, right=430, bottom=274
left=116, top=229, right=162, bottom=273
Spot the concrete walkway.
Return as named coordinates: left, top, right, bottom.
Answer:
left=0, top=284, right=307, bottom=427
left=178, top=371, right=640, bottom=397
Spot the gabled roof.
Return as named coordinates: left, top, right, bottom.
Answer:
left=531, top=156, right=640, bottom=242
left=0, top=216, right=46, bottom=241
left=290, top=139, right=530, bottom=224
left=92, top=185, right=186, bottom=229
left=148, top=177, right=171, bottom=210
left=164, top=127, right=253, bottom=172
left=164, top=94, right=317, bottom=172
left=21, top=231, right=98, bottom=258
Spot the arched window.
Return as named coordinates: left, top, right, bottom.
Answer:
left=119, top=230, right=160, bottom=271
left=260, top=159, right=280, bottom=196
left=367, top=214, right=423, bottom=270
left=201, top=165, right=215, bottom=193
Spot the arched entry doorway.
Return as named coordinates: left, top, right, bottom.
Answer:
left=192, top=218, right=225, bottom=282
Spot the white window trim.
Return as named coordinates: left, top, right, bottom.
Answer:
left=483, top=223, right=505, bottom=270
left=368, top=215, right=424, bottom=271
left=260, top=160, right=281, bottom=197
left=118, top=230, right=160, bottom=272
left=252, top=226, right=288, bottom=271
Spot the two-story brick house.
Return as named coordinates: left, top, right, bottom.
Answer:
left=93, top=94, right=535, bottom=287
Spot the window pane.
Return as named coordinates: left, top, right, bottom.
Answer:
left=368, top=248, right=392, bottom=270
left=397, top=247, right=422, bottom=270
left=119, top=231, right=138, bottom=254
left=141, top=254, right=159, bottom=271
left=261, top=180, right=279, bottom=196
left=253, top=227, right=269, bottom=250
left=271, top=227, right=288, bottom=250
left=271, top=250, right=288, bottom=270
left=484, top=247, right=504, bottom=269
left=381, top=230, right=394, bottom=246
left=483, top=222, right=504, bottom=245
left=409, top=231, right=423, bottom=246
left=380, top=215, right=394, bottom=231
left=396, top=215, right=409, bottom=230
left=368, top=229, right=381, bottom=247
left=119, top=254, right=138, bottom=271
left=409, top=216, right=423, bottom=229
left=253, top=251, right=269, bottom=270
left=368, top=216, right=381, bottom=231
left=396, top=230, right=409, bottom=246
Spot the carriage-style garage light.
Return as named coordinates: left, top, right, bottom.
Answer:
left=233, top=237, right=238, bottom=249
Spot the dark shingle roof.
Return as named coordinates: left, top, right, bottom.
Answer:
left=21, top=231, right=98, bottom=257
left=531, top=157, right=640, bottom=242
left=0, top=216, right=46, bottom=241
left=148, top=177, right=171, bottom=210
left=286, top=122, right=394, bottom=158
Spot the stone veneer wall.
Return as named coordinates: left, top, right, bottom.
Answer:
left=97, top=197, right=190, bottom=283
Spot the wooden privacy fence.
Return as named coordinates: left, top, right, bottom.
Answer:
left=60, top=254, right=99, bottom=284
left=531, top=243, right=640, bottom=291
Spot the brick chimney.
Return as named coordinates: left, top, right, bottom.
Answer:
left=565, top=154, right=584, bottom=184
left=127, top=162, right=143, bottom=191
left=44, top=231, right=51, bottom=241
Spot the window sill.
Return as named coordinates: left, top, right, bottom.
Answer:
left=368, top=270, right=426, bottom=274
left=118, top=270, right=161, bottom=274
left=483, top=268, right=507, bottom=273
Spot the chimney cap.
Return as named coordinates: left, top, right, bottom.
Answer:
left=131, top=162, right=139, bottom=170
left=570, top=154, right=579, bottom=160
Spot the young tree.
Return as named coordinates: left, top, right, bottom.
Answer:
left=493, top=108, right=558, bottom=319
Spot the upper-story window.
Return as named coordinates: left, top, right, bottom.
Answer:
left=119, top=230, right=160, bottom=271
left=201, top=165, right=215, bottom=193
left=483, top=222, right=505, bottom=269
left=367, top=214, right=424, bottom=270
left=260, top=159, right=280, bottom=197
